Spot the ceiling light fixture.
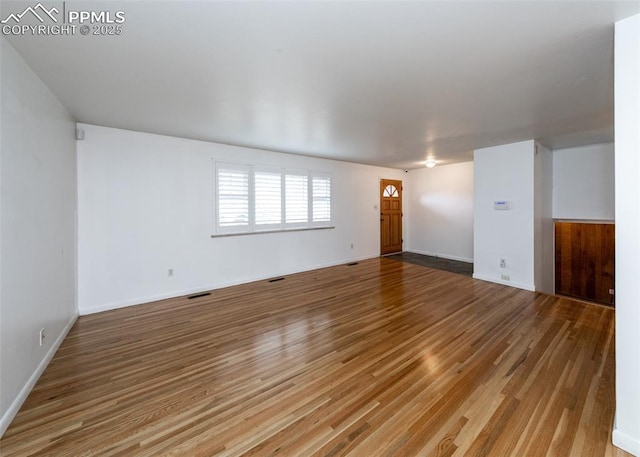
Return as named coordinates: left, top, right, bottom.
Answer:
left=425, top=159, right=436, bottom=168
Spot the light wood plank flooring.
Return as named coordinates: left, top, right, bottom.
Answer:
left=0, top=258, right=630, bottom=456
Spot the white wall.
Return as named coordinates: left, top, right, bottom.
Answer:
left=534, top=142, right=554, bottom=294
left=473, top=140, right=536, bottom=291
left=0, top=38, right=78, bottom=437
left=613, top=14, right=640, bottom=457
left=553, top=143, right=615, bottom=221
left=405, top=162, right=473, bottom=262
left=77, top=124, right=404, bottom=314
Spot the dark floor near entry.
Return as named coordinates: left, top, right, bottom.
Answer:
left=387, top=252, right=473, bottom=277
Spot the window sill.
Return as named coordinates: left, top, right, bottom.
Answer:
left=211, top=226, right=335, bottom=238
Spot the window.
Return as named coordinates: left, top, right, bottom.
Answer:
left=255, top=171, right=281, bottom=226
left=214, top=162, right=332, bottom=235
left=383, top=184, right=399, bottom=197
left=216, top=164, right=250, bottom=232
left=312, top=175, right=331, bottom=223
left=285, top=174, right=308, bottom=225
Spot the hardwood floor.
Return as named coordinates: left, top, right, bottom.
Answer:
left=0, top=258, right=629, bottom=456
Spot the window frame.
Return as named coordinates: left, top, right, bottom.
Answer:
left=213, top=162, right=333, bottom=236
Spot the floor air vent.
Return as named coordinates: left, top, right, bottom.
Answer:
left=269, top=277, right=285, bottom=283
left=187, top=292, right=211, bottom=300
left=346, top=262, right=359, bottom=266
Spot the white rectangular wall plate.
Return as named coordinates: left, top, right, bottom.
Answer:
left=493, top=201, right=511, bottom=210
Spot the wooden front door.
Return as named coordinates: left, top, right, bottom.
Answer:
left=380, top=179, right=403, bottom=255
left=555, top=222, right=615, bottom=306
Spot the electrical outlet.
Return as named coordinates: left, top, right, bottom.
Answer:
left=499, top=259, right=506, bottom=268
left=168, top=268, right=174, bottom=277
left=501, top=274, right=510, bottom=281
left=39, top=328, right=45, bottom=346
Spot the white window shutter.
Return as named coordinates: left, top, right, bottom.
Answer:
left=216, top=164, right=251, bottom=233
left=255, top=170, right=282, bottom=226
left=285, top=173, right=308, bottom=225
left=312, top=175, right=331, bottom=223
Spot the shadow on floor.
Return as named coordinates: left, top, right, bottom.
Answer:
left=386, top=252, right=473, bottom=277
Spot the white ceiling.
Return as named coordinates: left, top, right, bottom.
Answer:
left=3, top=1, right=639, bottom=169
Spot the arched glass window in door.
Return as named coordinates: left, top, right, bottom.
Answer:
left=383, top=184, right=399, bottom=197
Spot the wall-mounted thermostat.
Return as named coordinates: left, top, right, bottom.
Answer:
left=493, top=201, right=511, bottom=210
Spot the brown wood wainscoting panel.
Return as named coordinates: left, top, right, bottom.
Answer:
left=555, top=221, right=615, bottom=306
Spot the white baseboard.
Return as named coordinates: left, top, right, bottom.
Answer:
left=0, top=313, right=78, bottom=438
left=405, top=248, right=473, bottom=264
left=472, top=273, right=536, bottom=292
left=613, top=424, right=640, bottom=456
left=79, top=254, right=379, bottom=315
